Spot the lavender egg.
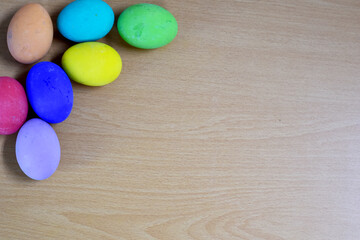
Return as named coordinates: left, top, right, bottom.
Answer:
left=16, top=118, right=61, bottom=180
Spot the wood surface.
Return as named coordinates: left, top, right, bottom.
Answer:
left=1, top=0, right=360, bottom=239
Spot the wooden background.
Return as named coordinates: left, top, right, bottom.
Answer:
left=1, top=0, right=360, bottom=239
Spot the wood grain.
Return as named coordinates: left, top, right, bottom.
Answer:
left=1, top=0, right=360, bottom=239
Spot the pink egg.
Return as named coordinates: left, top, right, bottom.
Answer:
left=0, top=76, right=28, bottom=135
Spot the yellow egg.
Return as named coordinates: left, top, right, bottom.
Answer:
left=62, top=42, right=122, bottom=86
left=7, top=3, right=53, bottom=64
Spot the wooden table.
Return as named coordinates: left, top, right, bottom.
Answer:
left=1, top=0, right=360, bottom=239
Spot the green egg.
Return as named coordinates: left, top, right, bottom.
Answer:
left=117, top=3, right=178, bottom=49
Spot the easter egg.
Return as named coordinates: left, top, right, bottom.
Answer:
left=117, top=3, right=178, bottom=49
left=16, top=118, right=61, bottom=180
left=0, top=77, right=28, bottom=135
left=26, top=62, right=73, bottom=124
left=7, top=3, right=53, bottom=64
left=62, top=42, right=122, bottom=86
left=57, top=0, right=114, bottom=42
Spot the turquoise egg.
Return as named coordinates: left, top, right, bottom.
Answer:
left=57, top=0, right=114, bottom=42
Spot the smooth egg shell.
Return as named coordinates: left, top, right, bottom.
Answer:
left=117, top=3, right=178, bottom=49
left=57, top=0, right=114, bottom=42
left=26, top=62, right=74, bottom=124
left=0, top=77, right=28, bottom=135
left=16, top=118, right=61, bottom=180
left=62, top=42, right=122, bottom=86
left=7, top=3, right=53, bottom=64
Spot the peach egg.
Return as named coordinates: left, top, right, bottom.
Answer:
left=7, top=3, right=53, bottom=64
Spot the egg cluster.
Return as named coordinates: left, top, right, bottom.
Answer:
left=0, top=0, right=178, bottom=180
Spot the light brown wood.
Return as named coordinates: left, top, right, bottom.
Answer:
left=1, top=0, right=360, bottom=239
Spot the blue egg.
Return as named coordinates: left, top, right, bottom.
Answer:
left=26, top=62, right=73, bottom=124
left=57, top=0, right=115, bottom=42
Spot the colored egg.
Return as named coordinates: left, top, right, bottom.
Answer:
left=26, top=62, right=73, bottom=124
left=7, top=3, right=53, bottom=64
left=16, top=118, right=60, bottom=180
left=117, top=3, right=178, bottom=49
left=57, top=0, right=114, bottom=42
left=0, top=77, right=28, bottom=135
left=62, top=42, right=122, bottom=86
